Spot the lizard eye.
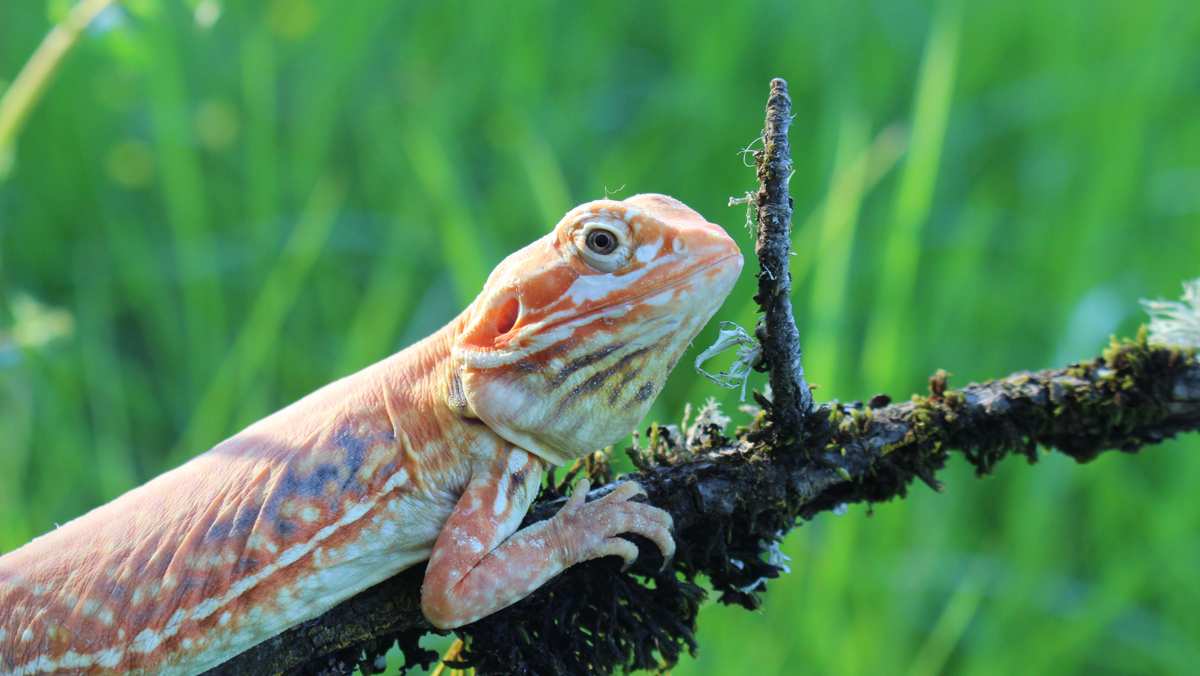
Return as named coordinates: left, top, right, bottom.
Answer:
left=573, top=219, right=631, bottom=273
left=586, top=229, right=618, bottom=255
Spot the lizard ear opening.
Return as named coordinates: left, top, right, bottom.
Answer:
left=460, top=291, right=522, bottom=351
left=495, top=296, right=520, bottom=336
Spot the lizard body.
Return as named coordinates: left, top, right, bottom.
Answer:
left=0, top=194, right=742, bottom=674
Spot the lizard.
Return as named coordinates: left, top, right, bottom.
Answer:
left=0, top=193, right=743, bottom=675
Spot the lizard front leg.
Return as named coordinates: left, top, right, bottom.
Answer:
left=421, top=447, right=675, bottom=629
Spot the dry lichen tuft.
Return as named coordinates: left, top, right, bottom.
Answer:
left=1142, top=278, right=1200, bottom=349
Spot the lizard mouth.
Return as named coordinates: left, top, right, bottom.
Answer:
left=532, top=252, right=742, bottom=335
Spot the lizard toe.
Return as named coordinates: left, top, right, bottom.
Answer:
left=595, top=537, right=640, bottom=570
left=611, top=502, right=675, bottom=564
left=566, top=478, right=592, bottom=510
left=604, top=480, right=647, bottom=503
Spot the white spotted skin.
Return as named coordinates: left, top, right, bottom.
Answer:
left=0, top=194, right=741, bottom=673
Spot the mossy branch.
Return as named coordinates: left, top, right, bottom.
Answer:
left=751, top=77, right=817, bottom=435
left=211, top=336, right=1200, bottom=675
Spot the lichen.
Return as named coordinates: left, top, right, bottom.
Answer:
left=1142, top=278, right=1200, bottom=349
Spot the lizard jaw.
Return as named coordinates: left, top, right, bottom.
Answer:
left=520, top=251, right=744, bottom=342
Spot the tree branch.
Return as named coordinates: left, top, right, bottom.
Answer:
left=753, top=77, right=816, bottom=433
left=214, top=338, right=1200, bottom=675
left=210, top=80, right=1200, bottom=675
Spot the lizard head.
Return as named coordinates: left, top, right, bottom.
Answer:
left=450, top=193, right=743, bottom=465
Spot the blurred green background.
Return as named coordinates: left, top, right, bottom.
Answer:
left=2, top=0, right=1199, bottom=673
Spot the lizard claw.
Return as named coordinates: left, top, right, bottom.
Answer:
left=659, top=551, right=675, bottom=574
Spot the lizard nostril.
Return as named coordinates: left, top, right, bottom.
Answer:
left=495, top=297, right=520, bottom=336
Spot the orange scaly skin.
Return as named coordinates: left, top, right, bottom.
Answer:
left=0, top=194, right=742, bottom=675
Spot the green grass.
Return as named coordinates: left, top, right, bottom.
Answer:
left=2, top=1, right=1199, bottom=673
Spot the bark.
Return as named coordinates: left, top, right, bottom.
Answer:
left=209, top=80, right=1200, bottom=675
left=211, top=340, right=1200, bottom=675
left=752, top=77, right=816, bottom=434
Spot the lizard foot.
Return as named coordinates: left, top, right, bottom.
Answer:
left=552, top=479, right=675, bottom=571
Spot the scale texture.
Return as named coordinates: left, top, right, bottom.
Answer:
left=0, top=194, right=742, bottom=675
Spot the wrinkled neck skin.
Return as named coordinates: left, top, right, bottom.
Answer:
left=374, top=312, right=473, bottom=446
left=450, top=288, right=715, bottom=465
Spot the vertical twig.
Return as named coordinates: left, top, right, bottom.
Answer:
left=0, top=0, right=116, bottom=152
left=753, top=78, right=815, bottom=434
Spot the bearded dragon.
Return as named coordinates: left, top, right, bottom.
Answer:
left=0, top=193, right=743, bottom=675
